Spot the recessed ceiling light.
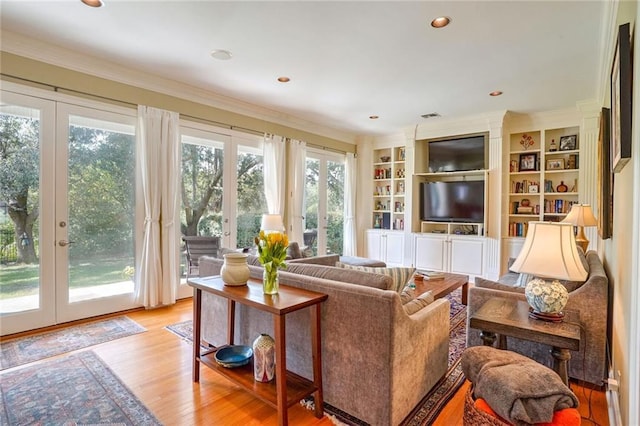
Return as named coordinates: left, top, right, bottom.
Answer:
left=369, top=115, right=379, bottom=120
left=211, top=50, right=233, bottom=60
left=430, top=16, right=451, bottom=28
left=277, top=77, right=290, bottom=83
left=81, top=0, right=104, bottom=7
left=489, top=91, right=503, bottom=97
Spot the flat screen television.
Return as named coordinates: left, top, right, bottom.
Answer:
left=428, top=135, right=486, bottom=173
left=420, top=180, right=485, bottom=223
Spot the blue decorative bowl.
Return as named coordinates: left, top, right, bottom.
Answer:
left=215, top=345, right=253, bottom=368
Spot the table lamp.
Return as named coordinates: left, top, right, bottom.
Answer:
left=260, top=214, right=284, bottom=233
left=510, top=222, right=588, bottom=322
left=561, top=204, right=598, bottom=252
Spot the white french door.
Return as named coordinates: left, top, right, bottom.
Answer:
left=178, top=121, right=264, bottom=298
left=304, top=149, right=345, bottom=256
left=1, top=88, right=139, bottom=335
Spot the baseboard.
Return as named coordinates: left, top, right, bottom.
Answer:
left=606, top=378, right=623, bottom=426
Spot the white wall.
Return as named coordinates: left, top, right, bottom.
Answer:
left=601, top=2, right=639, bottom=424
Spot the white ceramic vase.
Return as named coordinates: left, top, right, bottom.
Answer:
left=220, top=252, right=250, bottom=286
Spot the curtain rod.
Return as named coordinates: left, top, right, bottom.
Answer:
left=2, top=72, right=348, bottom=155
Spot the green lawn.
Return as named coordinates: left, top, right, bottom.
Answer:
left=0, top=258, right=136, bottom=299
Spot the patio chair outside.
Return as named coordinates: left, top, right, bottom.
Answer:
left=182, top=236, right=220, bottom=277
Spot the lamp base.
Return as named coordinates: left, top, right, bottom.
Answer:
left=528, top=309, right=565, bottom=322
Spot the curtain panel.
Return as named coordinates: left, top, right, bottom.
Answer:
left=263, top=134, right=286, bottom=216
left=287, top=138, right=307, bottom=245
left=343, top=152, right=357, bottom=255
left=135, top=105, right=180, bottom=308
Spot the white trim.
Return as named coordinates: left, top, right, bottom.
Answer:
left=1, top=80, right=136, bottom=118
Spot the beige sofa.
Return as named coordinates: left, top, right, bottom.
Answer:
left=198, top=255, right=450, bottom=426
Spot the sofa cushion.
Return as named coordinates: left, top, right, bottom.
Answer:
left=403, top=291, right=434, bottom=315
left=284, top=263, right=391, bottom=290
left=339, top=264, right=416, bottom=292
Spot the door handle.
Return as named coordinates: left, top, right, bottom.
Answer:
left=223, top=231, right=230, bottom=236
left=58, top=240, right=75, bottom=247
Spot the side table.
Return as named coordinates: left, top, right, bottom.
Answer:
left=469, top=296, right=580, bottom=386
left=188, top=276, right=328, bottom=426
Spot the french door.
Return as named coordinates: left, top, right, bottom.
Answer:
left=304, top=150, right=345, bottom=256
left=1, top=88, right=138, bottom=335
left=178, top=122, right=265, bottom=297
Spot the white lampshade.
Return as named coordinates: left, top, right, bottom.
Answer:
left=510, top=221, right=587, bottom=282
left=260, top=214, right=284, bottom=232
left=562, top=204, right=598, bottom=227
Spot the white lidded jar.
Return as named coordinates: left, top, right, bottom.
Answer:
left=220, top=252, right=250, bottom=286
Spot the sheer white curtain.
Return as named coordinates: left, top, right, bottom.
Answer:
left=135, top=105, right=181, bottom=308
left=343, top=152, right=357, bottom=255
left=287, top=138, right=307, bottom=244
left=263, top=134, right=286, bottom=216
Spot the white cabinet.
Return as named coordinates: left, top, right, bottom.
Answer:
left=413, top=234, right=485, bottom=280
left=365, top=229, right=405, bottom=267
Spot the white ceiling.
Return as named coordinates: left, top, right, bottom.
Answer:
left=0, top=1, right=610, bottom=139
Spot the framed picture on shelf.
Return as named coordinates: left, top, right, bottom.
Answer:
left=546, top=159, right=565, bottom=170
left=559, top=135, right=577, bottom=151
left=519, top=153, right=537, bottom=171
left=611, top=23, right=632, bottom=173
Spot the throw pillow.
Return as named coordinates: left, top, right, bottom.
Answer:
left=339, top=264, right=415, bottom=292
left=286, top=242, right=303, bottom=259
left=515, top=273, right=534, bottom=288
left=403, top=291, right=434, bottom=315
left=399, top=285, right=416, bottom=304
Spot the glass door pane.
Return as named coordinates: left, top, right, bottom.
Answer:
left=64, top=114, right=136, bottom=303
left=236, top=145, right=266, bottom=249
left=304, top=158, right=320, bottom=256
left=0, top=90, right=55, bottom=335
left=180, top=130, right=226, bottom=284
left=0, top=107, right=42, bottom=313
left=326, top=160, right=345, bottom=255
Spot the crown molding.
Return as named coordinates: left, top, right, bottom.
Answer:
left=1, top=30, right=357, bottom=144
left=597, top=0, right=619, bottom=107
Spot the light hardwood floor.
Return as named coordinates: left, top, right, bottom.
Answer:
left=4, top=298, right=609, bottom=425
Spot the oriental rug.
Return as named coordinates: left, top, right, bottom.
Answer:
left=0, top=316, right=146, bottom=370
left=166, top=289, right=468, bottom=426
left=0, top=350, right=161, bottom=425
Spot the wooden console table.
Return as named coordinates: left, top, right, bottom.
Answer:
left=188, top=276, right=328, bottom=426
left=469, top=297, right=580, bottom=386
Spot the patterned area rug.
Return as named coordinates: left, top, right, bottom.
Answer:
left=166, top=289, right=468, bottom=425
left=0, top=350, right=161, bottom=425
left=0, top=316, right=146, bottom=370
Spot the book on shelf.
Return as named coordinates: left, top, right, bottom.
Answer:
left=517, top=206, right=534, bottom=214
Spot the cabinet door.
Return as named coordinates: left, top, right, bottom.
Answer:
left=366, top=231, right=384, bottom=262
left=385, top=232, right=404, bottom=266
left=449, top=238, right=484, bottom=276
left=414, top=236, right=447, bottom=271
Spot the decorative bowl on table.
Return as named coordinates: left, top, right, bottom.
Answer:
left=215, top=345, right=253, bottom=368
